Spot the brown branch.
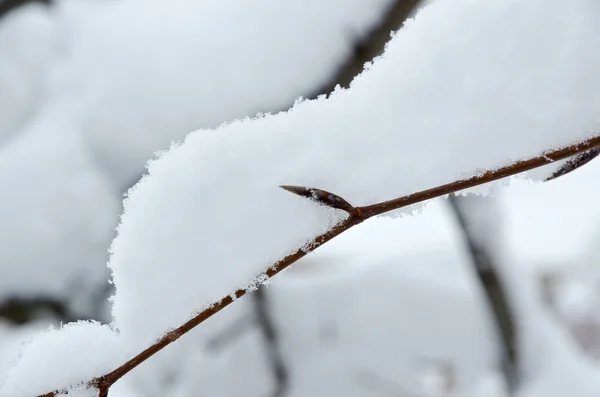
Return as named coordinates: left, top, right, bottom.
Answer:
left=35, top=132, right=600, bottom=397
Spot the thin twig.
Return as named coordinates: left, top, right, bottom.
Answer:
left=0, top=297, right=75, bottom=325
left=447, top=194, right=518, bottom=392
left=253, top=287, right=289, bottom=397
left=545, top=147, right=600, bottom=181
left=205, top=314, right=255, bottom=351
left=35, top=133, right=600, bottom=397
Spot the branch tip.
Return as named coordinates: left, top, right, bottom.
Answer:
left=280, top=185, right=357, bottom=214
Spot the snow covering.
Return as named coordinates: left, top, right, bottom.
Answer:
left=0, top=0, right=393, bottom=308
left=116, top=203, right=504, bottom=397
left=3, top=0, right=600, bottom=396
left=55, top=0, right=394, bottom=189
left=0, top=321, right=124, bottom=396
left=110, top=0, right=600, bottom=348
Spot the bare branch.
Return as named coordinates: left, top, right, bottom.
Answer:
left=308, top=0, right=423, bottom=97
left=253, top=287, right=289, bottom=397
left=205, top=314, right=255, bottom=351
left=0, top=297, right=75, bottom=325
left=35, top=133, right=600, bottom=397
left=447, top=194, right=518, bottom=391
left=0, top=0, right=50, bottom=19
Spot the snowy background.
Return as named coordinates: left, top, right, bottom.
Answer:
left=1, top=0, right=600, bottom=396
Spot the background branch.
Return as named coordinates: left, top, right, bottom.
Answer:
left=0, top=296, right=75, bottom=325
left=448, top=194, right=518, bottom=392
left=545, top=147, right=600, bottom=181
left=0, top=0, right=49, bottom=19
left=253, top=287, right=289, bottom=397
left=308, top=0, right=422, bottom=97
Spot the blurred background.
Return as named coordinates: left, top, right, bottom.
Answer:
left=1, top=0, right=600, bottom=396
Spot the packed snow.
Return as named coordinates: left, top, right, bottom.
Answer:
left=110, top=0, right=600, bottom=348
left=0, top=321, right=124, bottom=396
left=0, top=0, right=394, bottom=313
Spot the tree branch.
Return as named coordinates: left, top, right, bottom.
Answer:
left=256, top=4, right=425, bottom=395
left=545, top=147, right=600, bottom=181
left=308, top=0, right=423, bottom=97
left=0, top=0, right=50, bottom=19
left=0, top=296, right=75, bottom=325
left=447, top=194, right=518, bottom=392
left=35, top=132, right=600, bottom=397
left=252, top=287, right=289, bottom=397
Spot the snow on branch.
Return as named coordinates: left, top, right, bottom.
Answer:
left=28, top=133, right=600, bottom=397
left=3, top=0, right=600, bottom=396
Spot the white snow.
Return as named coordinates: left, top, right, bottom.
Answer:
left=54, top=0, right=394, bottom=190
left=109, top=0, right=600, bottom=349
left=0, top=108, right=119, bottom=305
left=0, top=0, right=395, bottom=313
left=268, top=216, right=499, bottom=397
left=0, top=321, right=124, bottom=397
left=0, top=3, right=56, bottom=143
left=3, top=0, right=600, bottom=396
left=499, top=160, right=600, bottom=265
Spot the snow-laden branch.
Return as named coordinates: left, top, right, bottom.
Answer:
left=32, top=133, right=600, bottom=397
left=4, top=0, right=600, bottom=396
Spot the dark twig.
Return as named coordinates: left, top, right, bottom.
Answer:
left=0, top=296, right=75, bottom=325
left=447, top=194, right=518, bottom=392
left=253, top=287, right=289, bottom=397
left=0, top=0, right=50, bottom=19
left=308, top=0, right=423, bottom=97
left=205, top=314, right=255, bottom=351
left=35, top=133, right=600, bottom=397
left=545, top=147, right=600, bottom=181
